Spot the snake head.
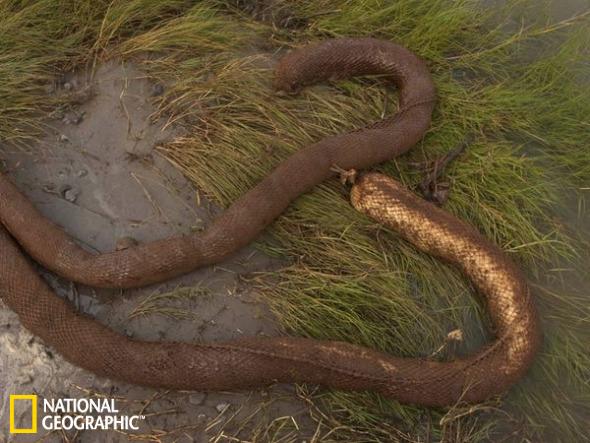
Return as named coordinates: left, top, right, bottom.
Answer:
left=273, top=50, right=307, bottom=95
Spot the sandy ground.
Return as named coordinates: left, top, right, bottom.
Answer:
left=0, top=61, right=314, bottom=442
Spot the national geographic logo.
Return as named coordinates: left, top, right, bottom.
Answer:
left=10, top=394, right=37, bottom=434
left=7, top=394, right=144, bottom=434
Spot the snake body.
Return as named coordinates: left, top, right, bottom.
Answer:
left=0, top=38, right=540, bottom=407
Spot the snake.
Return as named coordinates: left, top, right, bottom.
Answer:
left=0, top=38, right=541, bottom=407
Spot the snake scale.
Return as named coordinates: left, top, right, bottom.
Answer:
left=0, top=38, right=540, bottom=407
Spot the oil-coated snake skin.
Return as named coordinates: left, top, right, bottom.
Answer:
left=0, top=38, right=540, bottom=407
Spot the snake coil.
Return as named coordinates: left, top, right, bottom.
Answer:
left=0, top=38, right=540, bottom=407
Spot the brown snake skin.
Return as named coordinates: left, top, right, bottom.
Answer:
left=0, top=38, right=540, bottom=406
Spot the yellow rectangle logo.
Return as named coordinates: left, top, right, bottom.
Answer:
left=9, top=394, right=37, bottom=434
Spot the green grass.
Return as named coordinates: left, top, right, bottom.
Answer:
left=1, top=0, right=589, bottom=441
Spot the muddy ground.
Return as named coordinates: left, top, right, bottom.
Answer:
left=0, top=61, right=315, bottom=442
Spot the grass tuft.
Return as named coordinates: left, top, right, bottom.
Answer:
left=129, top=285, right=210, bottom=320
